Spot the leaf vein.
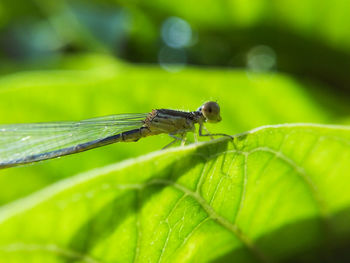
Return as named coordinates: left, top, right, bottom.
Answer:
left=147, top=179, right=269, bottom=263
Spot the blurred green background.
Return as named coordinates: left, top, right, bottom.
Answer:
left=0, top=0, right=350, bottom=204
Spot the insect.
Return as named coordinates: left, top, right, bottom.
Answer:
left=0, top=101, right=227, bottom=169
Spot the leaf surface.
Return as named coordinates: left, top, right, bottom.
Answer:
left=0, top=124, right=349, bottom=262
left=0, top=56, right=331, bottom=204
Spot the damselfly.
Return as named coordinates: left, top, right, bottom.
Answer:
left=0, top=101, right=227, bottom=169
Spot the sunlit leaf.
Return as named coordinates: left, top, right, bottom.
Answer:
left=0, top=56, right=330, bottom=204
left=0, top=124, right=349, bottom=262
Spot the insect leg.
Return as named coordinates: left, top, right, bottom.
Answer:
left=180, top=133, right=187, bottom=146
left=198, top=122, right=233, bottom=139
left=162, top=133, right=187, bottom=149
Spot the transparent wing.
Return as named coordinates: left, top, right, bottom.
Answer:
left=0, top=113, right=148, bottom=168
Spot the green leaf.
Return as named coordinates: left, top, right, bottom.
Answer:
left=0, top=55, right=332, bottom=205
left=0, top=124, right=349, bottom=262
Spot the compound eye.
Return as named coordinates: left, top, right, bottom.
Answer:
left=201, top=101, right=222, bottom=123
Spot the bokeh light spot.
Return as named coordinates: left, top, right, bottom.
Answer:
left=158, top=46, right=187, bottom=72
left=161, top=17, right=192, bottom=48
left=246, top=45, right=276, bottom=72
